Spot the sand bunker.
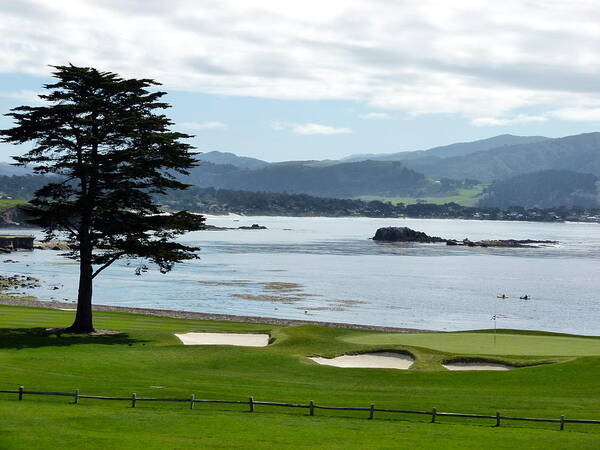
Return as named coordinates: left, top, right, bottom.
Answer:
left=175, top=332, right=269, bottom=347
left=309, top=352, right=414, bottom=370
left=443, top=362, right=514, bottom=371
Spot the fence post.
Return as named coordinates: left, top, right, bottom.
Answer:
left=249, top=396, right=255, bottom=413
left=74, top=389, right=80, bottom=405
left=190, top=394, right=195, bottom=410
left=560, top=415, right=565, bottom=431
left=18, top=386, right=24, bottom=401
left=309, top=400, right=315, bottom=416
left=496, top=411, right=501, bottom=427
left=431, top=407, right=437, bottom=423
left=369, top=404, right=375, bottom=420
left=131, top=393, right=137, bottom=408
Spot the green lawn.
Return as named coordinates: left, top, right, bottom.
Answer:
left=340, top=331, right=600, bottom=356
left=0, top=199, right=27, bottom=213
left=1, top=305, right=599, bottom=449
left=357, top=185, right=487, bottom=207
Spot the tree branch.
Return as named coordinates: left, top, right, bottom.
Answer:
left=91, top=252, right=126, bottom=279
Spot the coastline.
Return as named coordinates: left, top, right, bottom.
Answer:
left=0, top=296, right=433, bottom=333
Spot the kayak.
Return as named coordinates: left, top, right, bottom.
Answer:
left=497, top=295, right=509, bottom=299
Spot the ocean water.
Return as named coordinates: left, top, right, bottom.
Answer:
left=3, top=216, right=600, bottom=335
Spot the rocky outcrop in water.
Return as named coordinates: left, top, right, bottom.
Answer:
left=204, top=223, right=268, bottom=231
left=373, top=227, right=445, bottom=243
left=373, top=227, right=558, bottom=248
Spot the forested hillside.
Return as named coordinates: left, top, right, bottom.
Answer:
left=184, top=160, right=432, bottom=197
left=479, top=170, right=599, bottom=208
left=417, top=132, right=600, bottom=181
left=343, top=134, right=549, bottom=163
left=0, top=175, right=52, bottom=200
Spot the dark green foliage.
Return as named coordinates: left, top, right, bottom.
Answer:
left=184, top=160, right=430, bottom=197
left=0, top=65, right=205, bottom=331
left=162, top=186, right=398, bottom=216
left=0, top=174, right=54, bottom=200
left=480, top=170, right=599, bottom=208
left=161, top=186, right=600, bottom=222
left=419, top=132, right=600, bottom=181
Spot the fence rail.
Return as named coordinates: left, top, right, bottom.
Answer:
left=2, top=386, right=599, bottom=432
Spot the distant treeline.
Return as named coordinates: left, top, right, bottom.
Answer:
left=161, top=187, right=600, bottom=222
left=0, top=174, right=53, bottom=200
left=480, top=170, right=599, bottom=209
left=4, top=174, right=599, bottom=223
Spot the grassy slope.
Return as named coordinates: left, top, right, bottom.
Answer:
left=357, top=185, right=486, bottom=207
left=1, top=305, right=599, bottom=449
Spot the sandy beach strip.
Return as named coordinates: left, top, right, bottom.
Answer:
left=0, top=296, right=433, bottom=333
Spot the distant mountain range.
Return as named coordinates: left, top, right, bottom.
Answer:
left=341, top=134, right=550, bottom=162
left=185, top=160, right=431, bottom=198
left=196, top=151, right=268, bottom=169
left=0, top=162, right=32, bottom=176
left=3, top=132, right=600, bottom=208
left=183, top=132, right=600, bottom=202
left=417, top=132, right=600, bottom=182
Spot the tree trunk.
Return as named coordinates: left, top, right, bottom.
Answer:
left=67, top=239, right=95, bottom=333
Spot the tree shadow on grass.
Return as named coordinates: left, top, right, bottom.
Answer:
left=0, top=327, right=147, bottom=349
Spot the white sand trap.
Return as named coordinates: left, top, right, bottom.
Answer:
left=309, top=352, right=414, bottom=370
left=443, top=362, right=514, bottom=371
left=175, top=332, right=269, bottom=347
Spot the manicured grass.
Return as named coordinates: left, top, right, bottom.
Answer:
left=0, top=199, right=27, bottom=213
left=3, top=400, right=600, bottom=450
left=357, top=185, right=486, bottom=207
left=1, top=305, right=599, bottom=449
left=340, top=331, right=600, bottom=357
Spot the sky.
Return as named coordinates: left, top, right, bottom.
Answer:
left=1, top=0, right=600, bottom=163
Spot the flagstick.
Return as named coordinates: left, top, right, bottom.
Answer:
left=491, top=314, right=497, bottom=347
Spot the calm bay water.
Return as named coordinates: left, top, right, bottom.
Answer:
left=3, top=216, right=600, bottom=335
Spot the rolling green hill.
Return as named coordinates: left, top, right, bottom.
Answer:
left=185, top=160, right=432, bottom=198
left=418, top=132, right=600, bottom=182
left=479, top=170, right=599, bottom=208
left=342, top=134, right=549, bottom=163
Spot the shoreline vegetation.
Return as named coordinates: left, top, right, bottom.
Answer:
left=3, top=200, right=600, bottom=230
left=159, top=187, right=600, bottom=223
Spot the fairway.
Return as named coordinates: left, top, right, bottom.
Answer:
left=1, top=304, right=600, bottom=448
left=339, top=331, right=600, bottom=356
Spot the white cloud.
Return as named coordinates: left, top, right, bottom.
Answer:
left=179, top=121, right=227, bottom=130
left=1, top=1, right=600, bottom=121
left=471, top=114, right=548, bottom=127
left=272, top=121, right=352, bottom=135
left=549, top=107, right=600, bottom=122
left=359, top=112, right=389, bottom=120
left=0, top=90, right=44, bottom=104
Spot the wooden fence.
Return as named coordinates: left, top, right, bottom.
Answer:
left=2, top=386, right=600, bottom=432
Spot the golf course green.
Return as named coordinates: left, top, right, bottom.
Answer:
left=1, top=304, right=599, bottom=449
left=339, top=331, right=600, bottom=356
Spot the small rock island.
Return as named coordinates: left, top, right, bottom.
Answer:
left=372, top=227, right=558, bottom=248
